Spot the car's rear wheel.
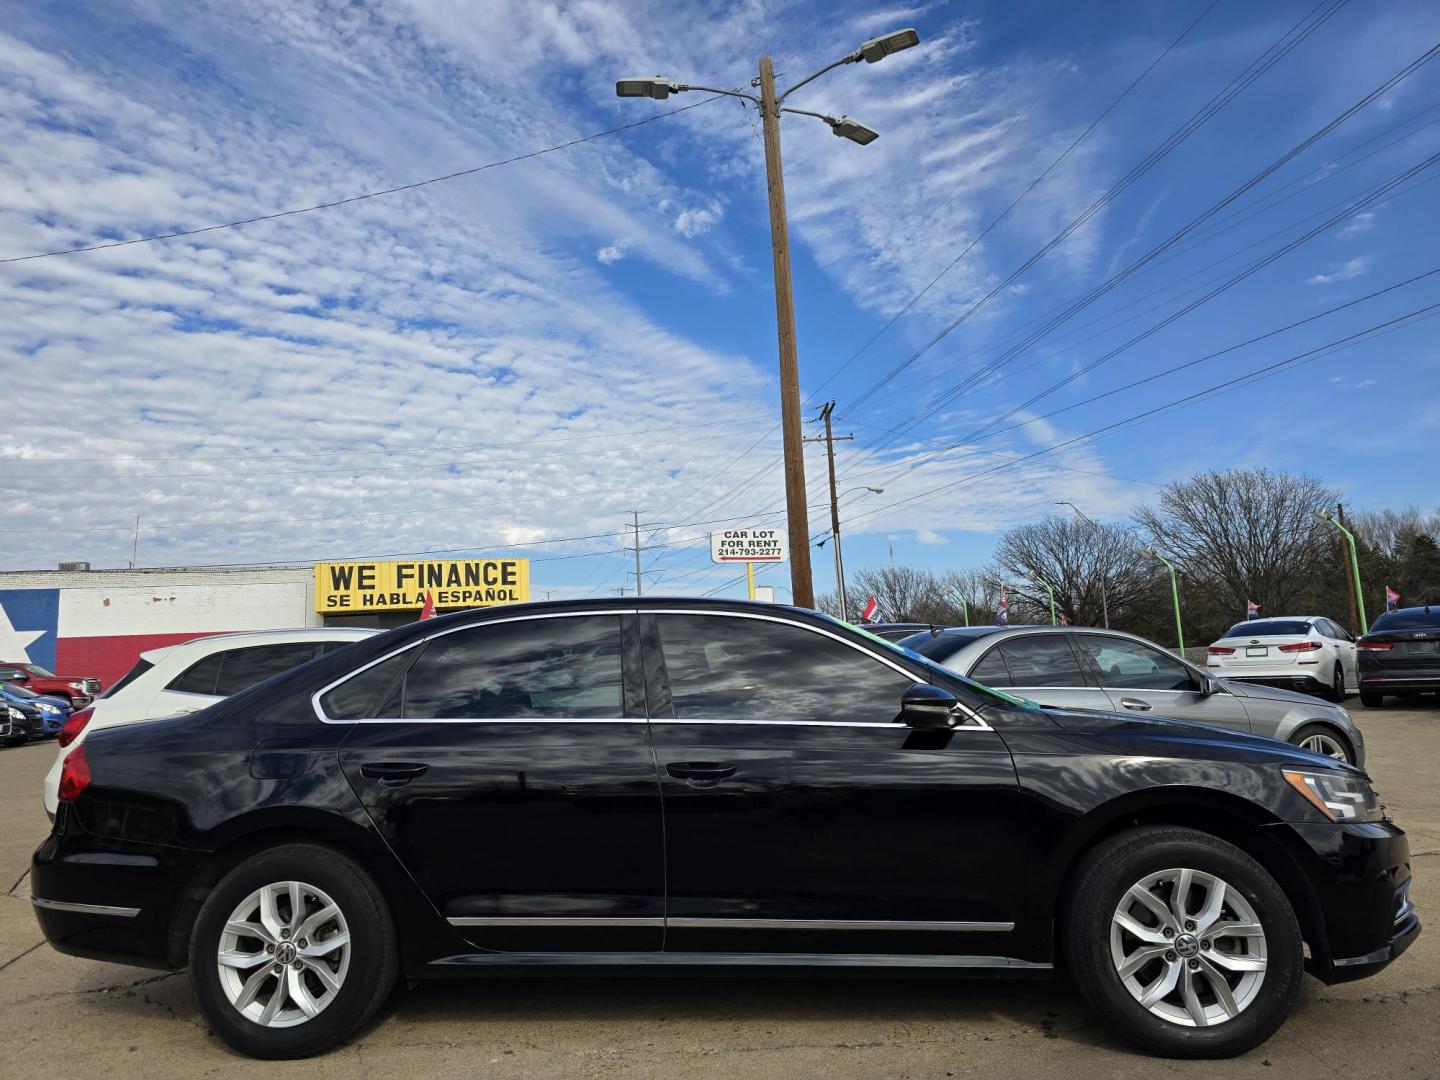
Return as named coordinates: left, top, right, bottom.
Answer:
left=190, top=843, right=397, bottom=1059
left=1360, top=690, right=1385, bottom=708
left=1064, top=826, right=1302, bottom=1058
left=1327, top=663, right=1346, bottom=702
left=1292, top=723, right=1352, bottom=764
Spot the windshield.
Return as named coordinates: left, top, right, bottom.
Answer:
left=3, top=682, right=39, bottom=699
left=1371, top=608, right=1440, bottom=631
left=22, top=664, right=56, bottom=677
left=821, top=614, right=1037, bottom=710
left=1222, top=620, right=1312, bottom=638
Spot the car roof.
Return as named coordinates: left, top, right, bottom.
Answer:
left=139, top=626, right=378, bottom=664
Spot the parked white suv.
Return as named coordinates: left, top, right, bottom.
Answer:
left=44, top=627, right=375, bottom=815
left=1205, top=616, right=1357, bottom=701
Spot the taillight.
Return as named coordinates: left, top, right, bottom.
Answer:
left=1207, top=646, right=1236, bottom=655
left=1356, top=640, right=1393, bottom=651
left=58, top=706, right=93, bottom=748
left=58, top=745, right=90, bottom=802
left=1277, top=641, right=1322, bottom=653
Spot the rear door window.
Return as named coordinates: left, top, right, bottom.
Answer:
left=994, top=636, right=1087, bottom=688
left=213, top=643, right=325, bottom=696
left=969, top=648, right=1013, bottom=686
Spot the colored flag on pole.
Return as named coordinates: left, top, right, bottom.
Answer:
left=1246, top=599, right=1260, bottom=619
left=1386, top=585, right=1400, bottom=611
left=996, top=586, right=1009, bottom=627
left=419, top=589, right=436, bottom=620
left=1059, top=613, right=1070, bottom=626
left=860, top=595, right=879, bottom=623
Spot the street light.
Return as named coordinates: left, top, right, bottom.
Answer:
left=1319, top=510, right=1368, bottom=633
left=1056, top=500, right=1110, bottom=628
left=1030, top=576, right=1058, bottom=626
left=615, top=28, right=919, bottom=610
left=1145, top=546, right=1185, bottom=654
left=818, top=485, right=884, bottom=620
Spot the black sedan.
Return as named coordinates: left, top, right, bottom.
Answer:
left=1357, top=604, right=1440, bottom=706
left=31, top=599, right=1418, bottom=1060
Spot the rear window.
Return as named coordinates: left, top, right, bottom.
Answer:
left=1370, top=608, right=1440, bottom=631
left=903, top=627, right=1005, bottom=660
left=101, top=659, right=154, bottom=699
left=1222, top=620, right=1312, bottom=638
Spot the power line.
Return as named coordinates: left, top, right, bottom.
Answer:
left=0, top=94, right=730, bottom=265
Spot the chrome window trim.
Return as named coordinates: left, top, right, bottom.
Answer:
left=312, top=611, right=629, bottom=725
left=31, top=896, right=141, bottom=918
left=448, top=916, right=663, bottom=928
left=640, top=608, right=987, bottom=729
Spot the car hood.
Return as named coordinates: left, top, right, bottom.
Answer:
left=1038, top=705, right=1354, bottom=770
left=1219, top=678, right=1338, bottom=708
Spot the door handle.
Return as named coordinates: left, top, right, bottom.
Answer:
left=666, top=761, right=738, bottom=782
left=360, top=762, right=430, bottom=786
left=1118, top=698, right=1152, bottom=712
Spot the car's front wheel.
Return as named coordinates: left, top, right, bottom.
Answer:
left=189, top=843, right=398, bottom=1059
left=1292, top=723, right=1353, bottom=764
left=1065, top=825, right=1303, bottom=1058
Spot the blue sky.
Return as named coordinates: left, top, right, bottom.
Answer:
left=1, top=0, right=1438, bottom=601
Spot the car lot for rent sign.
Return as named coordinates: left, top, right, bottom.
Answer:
left=710, top=529, right=788, bottom=564
left=314, top=558, right=530, bottom=613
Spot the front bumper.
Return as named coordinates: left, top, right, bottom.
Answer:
left=1270, top=819, right=1420, bottom=984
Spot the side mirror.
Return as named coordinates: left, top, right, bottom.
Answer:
left=901, top=683, right=959, bottom=729
left=1200, top=674, right=1221, bottom=696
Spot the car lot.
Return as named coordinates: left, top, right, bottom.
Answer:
left=2, top=706, right=1436, bottom=1079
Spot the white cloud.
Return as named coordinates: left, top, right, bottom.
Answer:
left=673, top=200, right=723, bottom=238
left=596, top=241, right=630, bottom=264
left=1306, top=255, right=1374, bottom=286
left=915, top=528, right=949, bottom=544
left=1339, top=211, right=1375, bottom=236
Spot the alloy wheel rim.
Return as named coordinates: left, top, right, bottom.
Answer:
left=1299, top=731, right=1348, bottom=761
left=216, top=880, right=351, bottom=1028
left=1109, top=867, right=1267, bottom=1028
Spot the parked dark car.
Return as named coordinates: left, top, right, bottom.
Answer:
left=32, top=599, right=1418, bottom=1061
left=861, top=621, right=941, bottom=641
left=1356, top=605, right=1440, bottom=706
left=2, top=701, right=40, bottom=746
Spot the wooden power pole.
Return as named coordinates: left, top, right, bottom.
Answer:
left=758, top=55, right=814, bottom=609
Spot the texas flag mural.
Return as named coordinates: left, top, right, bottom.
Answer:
left=0, top=581, right=314, bottom=687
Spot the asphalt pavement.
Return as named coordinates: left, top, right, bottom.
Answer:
left=2, top=705, right=1437, bottom=1079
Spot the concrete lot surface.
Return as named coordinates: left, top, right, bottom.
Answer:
left=2, top=706, right=1436, bottom=1079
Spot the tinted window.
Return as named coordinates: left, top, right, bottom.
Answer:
left=402, top=616, right=623, bottom=720
left=320, top=649, right=415, bottom=720
left=101, top=659, right=153, bottom=698
left=970, top=648, right=1012, bottom=686
left=1371, top=608, right=1440, bottom=631
left=657, top=614, right=913, bottom=724
left=903, top=627, right=1005, bottom=659
left=995, top=636, right=1087, bottom=687
left=1075, top=636, right=1196, bottom=691
left=1222, top=620, right=1313, bottom=638
left=214, top=643, right=323, bottom=696
left=167, top=653, right=224, bottom=695
left=1319, top=620, right=1350, bottom=641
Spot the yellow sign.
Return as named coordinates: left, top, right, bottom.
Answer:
left=314, top=558, right=530, bottom=613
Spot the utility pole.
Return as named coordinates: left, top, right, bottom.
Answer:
left=630, top=510, right=644, bottom=597
left=1338, top=502, right=1360, bottom=634
left=1056, top=501, right=1109, bottom=628
left=805, top=401, right=853, bottom=619
left=758, top=55, right=814, bottom=609
left=130, top=515, right=140, bottom=570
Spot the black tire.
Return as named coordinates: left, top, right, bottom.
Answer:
left=1360, top=690, right=1385, bottom=708
left=189, top=843, right=398, bottom=1059
left=1064, top=826, right=1303, bottom=1059
left=1290, top=722, right=1353, bottom=764
left=1327, top=663, right=1346, bottom=703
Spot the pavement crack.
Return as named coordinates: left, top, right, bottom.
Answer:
left=0, top=940, right=44, bottom=975
left=5, top=867, right=30, bottom=896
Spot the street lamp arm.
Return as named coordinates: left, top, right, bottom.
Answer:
left=678, top=83, right=761, bottom=104
left=776, top=54, right=858, bottom=104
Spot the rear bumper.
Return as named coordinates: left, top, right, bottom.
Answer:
left=1219, top=672, right=1329, bottom=694
left=1357, top=667, right=1440, bottom=693
left=1269, top=819, right=1420, bottom=985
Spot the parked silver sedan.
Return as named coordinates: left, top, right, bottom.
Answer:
left=900, top=624, right=1365, bottom=766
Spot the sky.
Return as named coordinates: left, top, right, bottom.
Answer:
left=1, top=0, right=1438, bottom=602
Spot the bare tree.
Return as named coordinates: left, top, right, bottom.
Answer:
left=993, top=516, right=1151, bottom=627
left=849, top=565, right=948, bottom=623
left=1134, top=469, right=1336, bottom=615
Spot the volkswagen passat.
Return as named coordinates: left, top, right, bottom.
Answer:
left=31, top=600, right=1418, bottom=1060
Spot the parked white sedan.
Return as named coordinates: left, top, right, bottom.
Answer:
left=1205, top=616, right=1357, bottom=701
left=43, top=627, right=376, bottom=815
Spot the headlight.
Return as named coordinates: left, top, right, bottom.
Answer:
left=69, top=681, right=86, bottom=690
left=6, top=706, right=22, bottom=720
left=1283, top=768, right=1383, bottom=823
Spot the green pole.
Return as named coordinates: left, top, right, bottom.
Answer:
left=1146, top=548, right=1185, bottom=653
left=1032, top=578, right=1057, bottom=625
left=1320, top=512, right=1368, bottom=634
left=951, top=590, right=970, bottom=627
